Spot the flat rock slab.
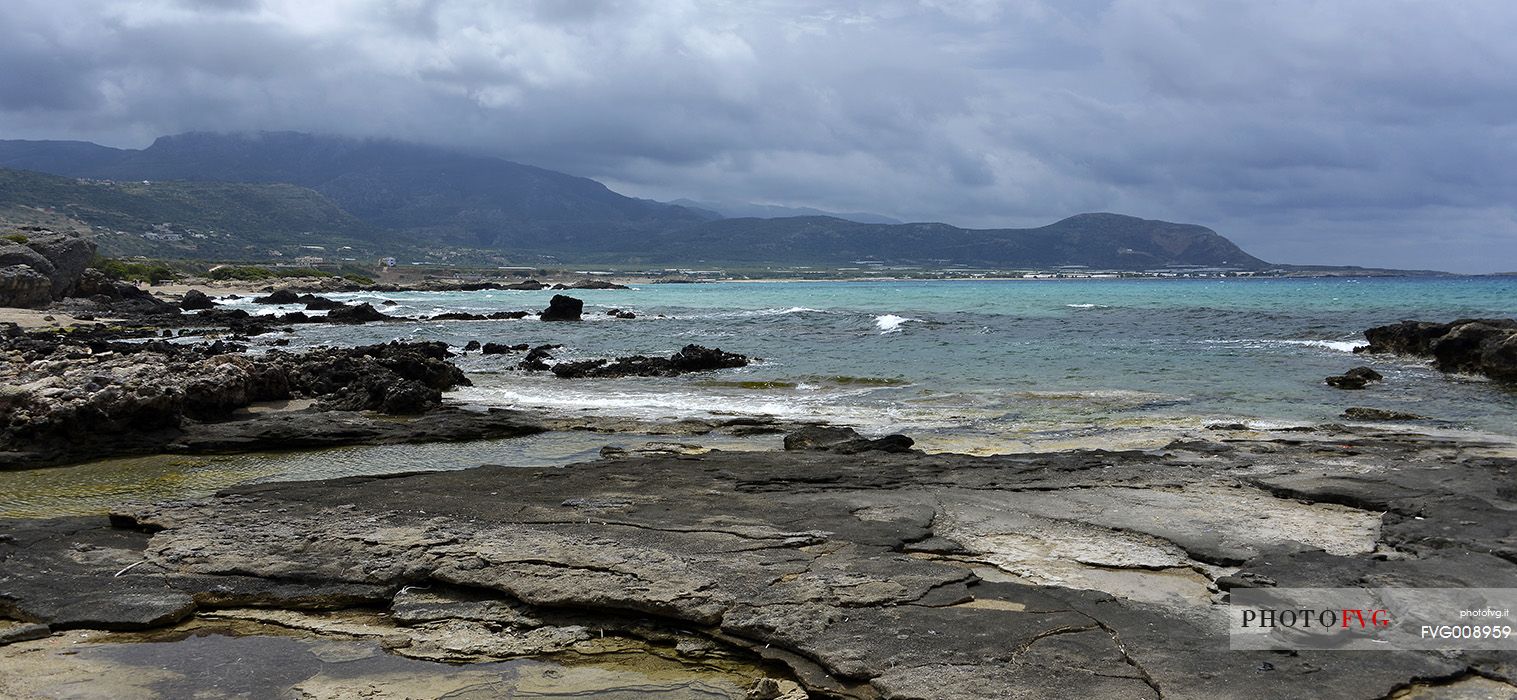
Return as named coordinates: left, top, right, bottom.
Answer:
left=3, top=427, right=1517, bottom=699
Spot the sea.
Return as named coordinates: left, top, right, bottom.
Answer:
left=6, top=277, right=1514, bottom=517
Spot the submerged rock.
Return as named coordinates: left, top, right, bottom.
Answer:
left=1342, top=407, right=1426, bottom=421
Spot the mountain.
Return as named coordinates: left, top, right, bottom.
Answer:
left=0, top=167, right=373, bottom=258
left=0, top=132, right=710, bottom=249
left=0, top=132, right=1269, bottom=269
left=621, top=213, right=1265, bottom=268
left=668, top=198, right=902, bottom=224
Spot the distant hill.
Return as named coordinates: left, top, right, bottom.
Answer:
left=626, top=213, right=1265, bottom=268
left=668, top=198, right=902, bottom=225
left=0, top=132, right=1270, bottom=269
left=0, top=132, right=710, bottom=249
left=0, top=167, right=374, bottom=259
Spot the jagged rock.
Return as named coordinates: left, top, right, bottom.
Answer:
left=545, top=344, right=748, bottom=378
left=302, top=296, right=346, bottom=311
left=0, top=336, right=473, bottom=466
left=1325, top=366, right=1383, bottom=390
left=1342, top=407, right=1425, bottom=421
left=252, top=289, right=301, bottom=304
left=0, top=265, right=54, bottom=308
left=539, top=294, right=583, bottom=321
left=23, top=232, right=95, bottom=298
left=607, top=308, right=637, bottom=319
left=463, top=340, right=482, bottom=352
left=1360, top=318, right=1517, bottom=382
left=179, top=289, right=216, bottom=310
left=482, top=342, right=529, bottom=354
left=519, top=344, right=559, bottom=371
left=325, top=302, right=390, bottom=324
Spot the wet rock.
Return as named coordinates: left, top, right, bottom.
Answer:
left=325, top=302, right=391, bottom=324
left=519, top=344, right=559, bottom=371
left=9, top=425, right=1508, bottom=698
left=1342, top=407, right=1426, bottom=421
left=481, top=342, right=529, bottom=355
left=0, top=336, right=476, bottom=466
left=1325, top=366, right=1382, bottom=390
left=1360, top=318, right=1517, bottom=382
left=463, top=340, right=482, bottom=352
left=538, top=294, right=583, bottom=321
left=606, top=309, right=637, bottom=319
left=546, top=344, right=749, bottom=378
left=302, top=296, right=346, bottom=311
left=179, top=289, right=216, bottom=310
left=783, top=426, right=916, bottom=453
left=252, top=289, right=301, bottom=304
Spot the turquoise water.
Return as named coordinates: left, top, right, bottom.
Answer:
left=221, top=277, right=1517, bottom=449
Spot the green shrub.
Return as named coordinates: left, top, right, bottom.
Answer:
left=2, top=233, right=28, bottom=244
left=93, top=257, right=179, bottom=283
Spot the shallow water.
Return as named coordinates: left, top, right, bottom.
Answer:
left=222, top=277, right=1517, bottom=438
left=0, top=625, right=763, bottom=699
left=0, top=431, right=775, bottom=518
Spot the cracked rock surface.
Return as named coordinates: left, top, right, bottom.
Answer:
left=3, top=425, right=1517, bottom=698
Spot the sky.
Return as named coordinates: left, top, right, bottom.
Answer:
left=2, top=1, right=1515, bottom=272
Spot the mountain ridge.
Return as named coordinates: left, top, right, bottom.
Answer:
left=0, top=132, right=1269, bottom=269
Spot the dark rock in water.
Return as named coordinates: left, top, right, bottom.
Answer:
left=302, top=296, right=346, bottom=311
left=1360, top=318, right=1517, bottom=382
left=519, top=344, right=559, bottom=371
left=606, top=308, right=637, bottom=319
left=546, top=344, right=748, bottom=379
left=196, top=308, right=250, bottom=322
left=1342, top=407, right=1425, bottom=421
left=0, top=335, right=474, bottom=466
left=539, top=294, right=583, bottom=321
left=380, top=299, right=398, bottom=306
left=482, top=342, right=529, bottom=355
left=253, top=289, right=301, bottom=304
left=1346, top=366, right=1383, bottom=381
left=1325, top=366, right=1383, bottom=390
left=179, top=289, right=216, bottom=310
left=463, top=340, right=482, bottom=352
left=325, top=302, right=391, bottom=324
left=428, top=310, right=531, bottom=321
left=783, top=426, right=916, bottom=453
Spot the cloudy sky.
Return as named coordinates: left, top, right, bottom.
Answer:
left=2, top=0, right=1515, bottom=271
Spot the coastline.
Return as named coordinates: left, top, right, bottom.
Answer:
left=3, top=273, right=1517, bottom=698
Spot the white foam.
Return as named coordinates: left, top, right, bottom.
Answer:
left=1279, top=339, right=1366, bottom=353
left=875, top=314, right=917, bottom=334
left=1065, top=303, right=1107, bottom=309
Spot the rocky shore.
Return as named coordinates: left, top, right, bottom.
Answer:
left=3, top=424, right=1516, bottom=698
left=4, top=241, right=1517, bottom=699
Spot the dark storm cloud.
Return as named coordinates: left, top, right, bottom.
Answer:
left=1, top=0, right=1514, bottom=271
